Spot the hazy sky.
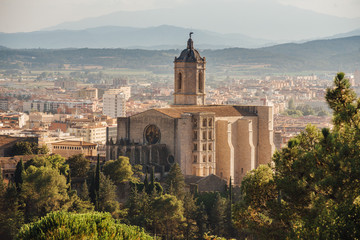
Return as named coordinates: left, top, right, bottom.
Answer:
left=0, top=0, right=359, bottom=33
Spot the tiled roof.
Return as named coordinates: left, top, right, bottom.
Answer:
left=51, top=141, right=97, bottom=146
left=153, top=105, right=257, bottom=119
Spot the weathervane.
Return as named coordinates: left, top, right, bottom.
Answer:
left=189, top=32, right=194, bottom=39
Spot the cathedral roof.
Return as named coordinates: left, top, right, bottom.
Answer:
left=154, top=105, right=257, bottom=118
left=174, top=35, right=205, bottom=63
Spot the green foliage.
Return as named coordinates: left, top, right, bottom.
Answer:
left=183, top=192, right=198, bottom=240
left=16, top=211, right=153, bottom=240
left=98, top=172, right=120, bottom=217
left=66, top=154, right=90, bottom=178
left=103, top=156, right=135, bottom=184
left=14, top=159, right=24, bottom=192
left=236, top=72, right=360, bottom=239
left=22, top=165, right=69, bottom=220
left=152, top=194, right=185, bottom=239
left=12, top=142, right=49, bottom=156
left=166, top=163, right=185, bottom=199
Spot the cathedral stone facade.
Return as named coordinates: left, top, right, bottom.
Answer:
left=106, top=35, right=274, bottom=184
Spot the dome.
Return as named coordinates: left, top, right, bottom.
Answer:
left=174, top=35, right=205, bottom=63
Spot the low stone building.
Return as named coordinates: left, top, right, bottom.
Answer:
left=51, top=140, right=97, bottom=158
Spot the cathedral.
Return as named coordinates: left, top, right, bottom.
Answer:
left=106, top=34, right=274, bottom=184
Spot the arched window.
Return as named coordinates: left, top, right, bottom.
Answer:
left=178, top=73, right=182, bottom=90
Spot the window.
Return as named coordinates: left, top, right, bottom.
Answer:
left=178, top=73, right=182, bottom=90
left=209, top=155, right=212, bottom=162
left=202, top=118, right=207, bottom=127
left=208, top=131, right=212, bottom=140
left=193, top=143, right=198, bottom=151
left=208, top=143, right=212, bottom=151
left=202, top=131, right=206, bottom=140
left=194, top=155, right=198, bottom=163
left=203, top=155, right=206, bottom=162
left=208, top=118, right=213, bottom=127
left=198, top=72, right=203, bottom=92
left=193, top=118, right=198, bottom=128
left=203, top=143, right=206, bottom=151
left=193, top=131, right=198, bottom=140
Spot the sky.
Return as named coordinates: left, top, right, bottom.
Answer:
left=0, top=0, right=359, bottom=33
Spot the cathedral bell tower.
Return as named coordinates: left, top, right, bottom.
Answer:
left=173, top=33, right=206, bottom=105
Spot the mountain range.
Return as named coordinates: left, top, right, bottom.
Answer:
left=1, top=36, right=359, bottom=74
left=0, top=25, right=359, bottom=50
left=42, top=0, right=360, bottom=41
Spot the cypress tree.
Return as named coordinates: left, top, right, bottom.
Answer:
left=14, top=159, right=24, bottom=192
left=94, top=154, right=100, bottom=210
left=148, top=167, right=155, bottom=194
left=143, top=171, right=149, bottom=193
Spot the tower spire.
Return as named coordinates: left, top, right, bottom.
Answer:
left=187, top=32, right=194, bottom=49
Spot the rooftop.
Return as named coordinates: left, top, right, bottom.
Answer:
left=153, top=105, right=258, bottom=118
left=51, top=141, right=97, bottom=146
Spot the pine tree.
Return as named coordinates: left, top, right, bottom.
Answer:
left=14, top=159, right=24, bottom=192
left=166, top=163, right=185, bottom=199
left=195, top=201, right=208, bottom=239
left=79, top=181, right=90, bottom=201
left=183, top=192, right=198, bottom=240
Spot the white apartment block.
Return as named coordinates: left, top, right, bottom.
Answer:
left=103, top=92, right=126, bottom=118
left=67, top=125, right=107, bottom=145
left=104, top=87, right=131, bottom=100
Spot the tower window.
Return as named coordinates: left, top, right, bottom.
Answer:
left=198, top=72, right=203, bottom=92
left=193, top=131, right=198, bottom=140
left=202, top=131, right=207, bottom=140
left=209, top=131, right=212, bottom=140
left=209, top=143, right=212, bottom=150
left=208, top=118, right=213, bottom=127
left=203, top=155, right=206, bottom=162
left=203, top=143, right=206, bottom=151
left=178, top=73, right=182, bottom=90
left=203, top=118, right=207, bottom=127
left=194, top=143, right=198, bottom=151
left=209, top=155, right=212, bottom=162
left=194, top=155, right=198, bottom=163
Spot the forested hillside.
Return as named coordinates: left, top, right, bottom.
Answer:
left=0, top=36, right=359, bottom=74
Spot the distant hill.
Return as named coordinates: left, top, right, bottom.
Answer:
left=0, top=36, right=359, bottom=74
left=42, top=0, right=360, bottom=41
left=325, top=28, right=360, bottom=39
left=0, top=25, right=272, bottom=49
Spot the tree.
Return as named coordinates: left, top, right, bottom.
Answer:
left=166, top=163, right=185, bottom=199
left=236, top=73, right=360, bottom=239
left=209, top=193, right=226, bottom=237
left=79, top=181, right=90, bottom=201
left=17, top=211, right=153, bottom=240
left=98, top=172, right=120, bottom=217
left=11, top=142, right=49, bottom=156
left=152, top=194, right=184, bottom=240
left=183, top=192, right=198, bottom=240
left=103, top=156, right=135, bottom=184
left=66, top=154, right=90, bottom=178
left=14, top=159, right=24, bottom=192
left=21, top=165, right=69, bottom=220
left=195, top=201, right=208, bottom=239
left=0, top=183, right=24, bottom=240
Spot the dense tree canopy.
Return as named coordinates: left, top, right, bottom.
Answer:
left=235, top=72, right=360, bottom=239
left=103, top=156, right=135, bottom=184
left=16, top=211, right=153, bottom=240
